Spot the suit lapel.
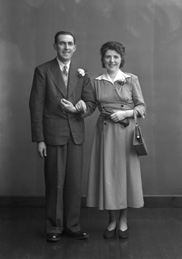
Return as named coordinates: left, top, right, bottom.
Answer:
left=67, top=63, right=79, bottom=97
left=49, top=59, right=67, bottom=97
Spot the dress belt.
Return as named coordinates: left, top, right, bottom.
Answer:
left=100, top=112, right=129, bottom=128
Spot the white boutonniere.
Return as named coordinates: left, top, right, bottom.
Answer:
left=77, top=68, right=86, bottom=77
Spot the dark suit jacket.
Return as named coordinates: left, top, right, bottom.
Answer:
left=29, top=58, right=96, bottom=145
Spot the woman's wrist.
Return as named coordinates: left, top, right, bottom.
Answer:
left=125, top=110, right=134, bottom=118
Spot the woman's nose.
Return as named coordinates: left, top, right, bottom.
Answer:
left=110, top=57, right=114, bottom=62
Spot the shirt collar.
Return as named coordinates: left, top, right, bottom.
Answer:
left=56, top=57, right=71, bottom=71
left=95, top=70, right=131, bottom=84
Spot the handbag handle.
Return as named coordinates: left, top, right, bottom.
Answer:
left=133, top=110, right=140, bottom=139
left=133, top=110, right=138, bottom=125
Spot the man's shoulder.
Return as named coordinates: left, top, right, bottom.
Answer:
left=71, top=62, right=87, bottom=71
left=36, top=58, right=57, bottom=70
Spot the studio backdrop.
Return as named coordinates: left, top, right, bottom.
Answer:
left=0, top=0, right=182, bottom=199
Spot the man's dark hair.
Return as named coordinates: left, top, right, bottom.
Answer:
left=54, top=31, right=76, bottom=44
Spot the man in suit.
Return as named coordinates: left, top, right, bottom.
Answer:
left=29, top=31, right=96, bottom=242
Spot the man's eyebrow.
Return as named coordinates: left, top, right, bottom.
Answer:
left=59, top=41, right=74, bottom=44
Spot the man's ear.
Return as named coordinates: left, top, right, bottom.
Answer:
left=73, top=45, right=77, bottom=53
left=53, top=43, right=57, bottom=51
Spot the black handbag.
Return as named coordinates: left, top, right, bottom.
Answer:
left=133, top=111, right=148, bottom=156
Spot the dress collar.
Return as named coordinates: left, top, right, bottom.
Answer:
left=95, top=70, right=131, bottom=84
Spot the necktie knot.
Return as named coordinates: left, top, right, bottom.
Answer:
left=63, top=65, right=68, bottom=76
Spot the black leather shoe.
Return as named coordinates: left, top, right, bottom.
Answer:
left=118, top=229, right=129, bottom=239
left=103, top=227, right=116, bottom=239
left=47, top=233, right=61, bottom=242
left=65, top=230, right=89, bottom=240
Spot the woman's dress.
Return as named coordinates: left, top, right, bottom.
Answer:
left=86, top=72, right=146, bottom=210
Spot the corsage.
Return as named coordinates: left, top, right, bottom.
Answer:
left=77, top=68, right=86, bottom=77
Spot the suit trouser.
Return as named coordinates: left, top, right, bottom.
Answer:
left=44, top=136, right=83, bottom=234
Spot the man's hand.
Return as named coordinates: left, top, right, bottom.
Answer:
left=60, top=99, right=77, bottom=113
left=75, top=100, right=87, bottom=113
left=37, top=141, right=47, bottom=158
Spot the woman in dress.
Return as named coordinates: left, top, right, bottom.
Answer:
left=86, top=41, right=146, bottom=239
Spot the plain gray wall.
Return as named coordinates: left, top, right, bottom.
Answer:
left=0, top=0, right=182, bottom=197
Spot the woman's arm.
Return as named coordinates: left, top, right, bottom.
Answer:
left=110, top=109, right=134, bottom=123
left=131, top=75, right=146, bottom=118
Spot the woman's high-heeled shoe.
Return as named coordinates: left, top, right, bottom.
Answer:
left=118, top=228, right=129, bottom=239
left=103, top=227, right=117, bottom=239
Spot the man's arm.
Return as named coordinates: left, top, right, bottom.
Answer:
left=60, top=98, right=77, bottom=113
left=59, top=74, right=96, bottom=116
left=29, top=67, right=45, bottom=142
left=79, top=74, right=97, bottom=117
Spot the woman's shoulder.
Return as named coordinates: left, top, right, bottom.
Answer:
left=124, top=72, right=140, bottom=86
left=92, top=73, right=104, bottom=80
left=124, top=72, right=138, bottom=80
left=90, top=74, right=105, bottom=84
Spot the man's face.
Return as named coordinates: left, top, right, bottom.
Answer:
left=54, top=34, right=76, bottom=63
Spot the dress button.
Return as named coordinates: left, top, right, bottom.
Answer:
left=121, top=104, right=124, bottom=107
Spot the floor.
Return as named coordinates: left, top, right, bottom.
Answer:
left=0, top=207, right=182, bottom=259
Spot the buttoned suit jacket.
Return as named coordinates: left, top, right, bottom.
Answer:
left=29, top=58, right=96, bottom=145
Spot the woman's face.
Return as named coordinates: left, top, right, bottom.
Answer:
left=103, top=49, right=122, bottom=74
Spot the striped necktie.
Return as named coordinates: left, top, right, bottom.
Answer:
left=63, top=65, right=68, bottom=76
left=62, top=65, right=68, bottom=86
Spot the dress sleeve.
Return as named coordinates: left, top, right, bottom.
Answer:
left=131, top=75, right=146, bottom=118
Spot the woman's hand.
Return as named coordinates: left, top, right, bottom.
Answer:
left=110, top=110, right=134, bottom=123
left=60, top=99, right=77, bottom=113
left=110, top=110, right=127, bottom=123
left=75, top=100, right=87, bottom=113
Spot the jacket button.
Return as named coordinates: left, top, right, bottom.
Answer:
left=121, top=104, right=124, bottom=107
